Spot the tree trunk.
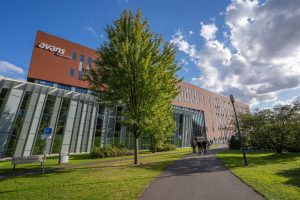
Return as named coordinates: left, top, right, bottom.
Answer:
left=134, top=134, right=139, bottom=165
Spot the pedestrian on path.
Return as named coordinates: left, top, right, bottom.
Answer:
left=202, top=140, right=207, bottom=155
left=197, top=139, right=203, bottom=156
left=191, top=139, right=197, bottom=154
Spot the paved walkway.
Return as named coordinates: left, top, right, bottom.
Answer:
left=139, top=147, right=264, bottom=200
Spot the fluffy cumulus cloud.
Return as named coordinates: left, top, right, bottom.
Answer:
left=0, top=60, right=25, bottom=80
left=200, top=23, right=218, bottom=41
left=171, top=0, right=300, bottom=107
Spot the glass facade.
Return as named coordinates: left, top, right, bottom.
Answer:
left=32, top=95, right=56, bottom=155
left=58, top=84, right=71, bottom=91
left=94, top=104, right=104, bottom=147
left=173, top=106, right=205, bottom=147
left=0, top=80, right=207, bottom=159
left=75, top=87, right=87, bottom=94
left=36, top=80, right=53, bottom=87
left=0, top=88, right=9, bottom=112
left=51, top=97, right=70, bottom=154
left=0, top=78, right=245, bottom=159
left=5, top=92, right=32, bottom=157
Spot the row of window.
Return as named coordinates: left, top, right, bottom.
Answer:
left=176, top=87, right=206, bottom=105
left=71, top=53, right=93, bottom=81
left=71, top=52, right=93, bottom=64
left=36, top=80, right=88, bottom=94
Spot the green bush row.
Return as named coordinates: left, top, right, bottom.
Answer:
left=149, top=144, right=177, bottom=152
left=91, top=145, right=132, bottom=158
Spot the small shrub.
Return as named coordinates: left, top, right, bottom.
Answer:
left=151, top=144, right=177, bottom=152
left=228, top=135, right=241, bottom=150
left=91, top=145, right=132, bottom=158
left=163, top=144, right=177, bottom=151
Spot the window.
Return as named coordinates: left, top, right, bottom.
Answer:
left=78, top=71, right=82, bottom=80
left=39, top=80, right=46, bottom=85
left=46, top=81, right=53, bottom=87
left=58, top=84, right=71, bottom=91
left=70, top=68, right=74, bottom=77
left=78, top=55, right=84, bottom=80
left=72, top=52, right=77, bottom=60
left=75, top=87, right=87, bottom=94
left=33, top=95, right=56, bottom=155
left=5, top=91, right=32, bottom=157
left=80, top=55, right=84, bottom=62
left=58, top=84, right=65, bottom=90
left=87, top=57, right=92, bottom=67
left=0, top=88, right=9, bottom=113
left=52, top=98, right=70, bottom=154
left=65, top=85, right=71, bottom=91
left=86, top=57, right=92, bottom=77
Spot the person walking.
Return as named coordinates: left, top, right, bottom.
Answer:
left=191, top=139, right=197, bottom=154
left=207, top=140, right=211, bottom=154
left=197, top=139, right=203, bottom=156
left=202, top=140, right=207, bottom=155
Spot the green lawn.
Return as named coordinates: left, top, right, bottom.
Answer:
left=0, top=149, right=177, bottom=175
left=217, top=150, right=300, bottom=200
left=0, top=148, right=190, bottom=199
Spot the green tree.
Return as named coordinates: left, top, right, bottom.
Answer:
left=87, top=10, right=180, bottom=164
left=239, top=103, right=300, bottom=153
left=146, top=102, right=175, bottom=153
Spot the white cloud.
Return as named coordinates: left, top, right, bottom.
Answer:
left=85, top=27, right=98, bottom=38
left=200, top=22, right=218, bottom=41
left=0, top=61, right=24, bottom=75
left=172, top=0, right=300, bottom=108
left=189, top=30, right=194, bottom=35
left=179, top=59, right=189, bottom=72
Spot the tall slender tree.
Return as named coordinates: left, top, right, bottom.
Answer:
left=87, top=10, right=180, bottom=164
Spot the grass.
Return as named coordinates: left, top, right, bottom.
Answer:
left=217, top=150, right=300, bottom=200
left=0, top=148, right=190, bottom=199
left=0, top=149, right=177, bottom=175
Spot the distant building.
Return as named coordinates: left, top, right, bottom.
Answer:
left=0, top=31, right=249, bottom=158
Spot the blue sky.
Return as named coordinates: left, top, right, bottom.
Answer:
left=1, top=0, right=300, bottom=109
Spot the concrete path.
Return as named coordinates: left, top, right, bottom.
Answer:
left=139, top=147, right=264, bottom=200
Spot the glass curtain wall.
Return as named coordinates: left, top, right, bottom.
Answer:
left=106, top=107, right=116, bottom=145
left=0, top=88, right=9, bottom=112
left=5, top=91, right=32, bottom=157
left=173, top=106, right=205, bottom=147
left=51, top=98, right=70, bottom=154
left=114, top=106, right=123, bottom=146
left=32, top=95, right=56, bottom=155
left=94, top=104, right=105, bottom=147
left=81, top=102, right=93, bottom=152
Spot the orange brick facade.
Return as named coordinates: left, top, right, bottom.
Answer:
left=28, top=31, right=97, bottom=89
left=173, top=82, right=249, bottom=141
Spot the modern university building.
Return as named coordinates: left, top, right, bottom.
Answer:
left=0, top=31, right=249, bottom=158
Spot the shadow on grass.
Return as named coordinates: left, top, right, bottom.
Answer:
left=218, top=150, right=300, bottom=169
left=0, top=155, right=227, bottom=195
left=0, top=150, right=191, bottom=183
left=276, top=167, right=300, bottom=188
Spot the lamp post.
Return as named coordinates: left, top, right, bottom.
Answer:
left=230, top=94, right=248, bottom=166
